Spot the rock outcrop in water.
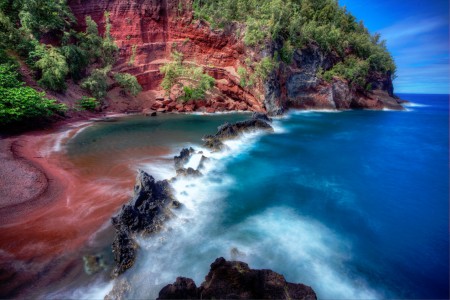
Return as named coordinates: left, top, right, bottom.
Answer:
left=111, top=170, right=175, bottom=276
left=111, top=114, right=274, bottom=276
left=68, top=0, right=403, bottom=115
left=158, top=257, right=317, bottom=300
left=203, top=113, right=274, bottom=151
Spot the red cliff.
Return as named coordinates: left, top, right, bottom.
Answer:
left=68, top=0, right=403, bottom=114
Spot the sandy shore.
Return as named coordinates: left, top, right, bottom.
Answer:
left=0, top=117, right=140, bottom=298
left=0, top=133, right=67, bottom=225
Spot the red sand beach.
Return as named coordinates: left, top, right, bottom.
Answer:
left=0, top=123, right=136, bottom=297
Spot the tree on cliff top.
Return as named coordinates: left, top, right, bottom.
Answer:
left=160, top=51, right=215, bottom=102
left=193, top=0, right=396, bottom=90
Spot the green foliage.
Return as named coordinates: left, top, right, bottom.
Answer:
left=60, top=44, right=89, bottom=81
left=81, top=66, right=111, bottom=99
left=35, top=46, right=69, bottom=92
left=254, top=57, right=277, bottom=81
left=0, top=64, right=67, bottom=125
left=0, top=64, right=22, bottom=88
left=280, top=40, right=294, bottom=64
left=160, top=51, right=215, bottom=101
left=17, top=0, right=76, bottom=39
left=114, top=73, right=142, bottom=96
left=78, top=16, right=103, bottom=61
left=101, top=11, right=118, bottom=66
left=237, top=66, right=250, bottom=87
left=128, top=45, right=137, bottom=66
left=77, top=96, right=99, bottom=111
left=193, top=0, right=397, bottom=84
left=0, top=9, right=20, bottom=49
left=322, top=56, right=369, bottom=89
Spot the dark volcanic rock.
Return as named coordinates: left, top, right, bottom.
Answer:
left=203, top=114, right=273, bottom=151
left=159, top=277, right=199, bottom=299
left=111, top=170, right=174, bottom=276
left=158, top=257, right=317, bottom=300
left=176, top=167, right=202, bottom=177
left=252, top=112, right=272, bottom=123
left=174, top=147, right=195, bottom=170
left=197, top=155, right=210, bottom=170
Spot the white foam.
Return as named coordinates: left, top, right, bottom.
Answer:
left=47, top=279, right=113, bottom=300
left=230, top=207, right=380, bottom=299
left=290, top=109, right=343, bottom=115
left=107, top=123, right=379, bottom=299
left=185, top=153, right=203, bottom=169
left=402, top=102, right=428, bottom=108
left=49, top=130, right=72, bottom=154
left=272, top=120, right=288, bottom=134
left=138, top=159, right=176, bottom=181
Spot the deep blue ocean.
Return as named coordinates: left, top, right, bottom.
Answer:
left=64, top=94, right=449, bottom=299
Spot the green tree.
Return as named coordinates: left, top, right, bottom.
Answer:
left=61, top=44, right=89, bottom=82
left=101, top=11, right=118, bottom=66
left=18, top=0, right=76, bottom=39
left=35, top=46, right=69, bottom=92
left=78, top=16, right=103, bottom=61
left=81, top=66, right=111, bottom=99
left=114, top=73, right=142, bottom=96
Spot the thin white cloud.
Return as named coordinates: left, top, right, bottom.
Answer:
left=379, top=16, right=447, bottom=46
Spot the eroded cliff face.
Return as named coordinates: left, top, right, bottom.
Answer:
left=68, top=0, right=402, bottom=114
left=264, top=45, right=403, bottom=114
left=69, top=0, right=264, bottom=113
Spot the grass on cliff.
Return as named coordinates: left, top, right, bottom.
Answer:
left=193, top=0, right=396, bottom=90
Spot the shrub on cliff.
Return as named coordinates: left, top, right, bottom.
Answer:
left=114, top=73, right=142, bottom=96
left=160, top=51, right=215, bottom=102
left=0, top=62, right=67, bottom=126
left=81, top=66, right=111, bottom=99
left=77, top=96, right=99, bottom=111
left=35, top=45, right=69, bottom=92
left=321, top=56, right=370, bottom=89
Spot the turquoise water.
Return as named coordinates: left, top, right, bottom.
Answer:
left=64, top=95, right=449, bottom=299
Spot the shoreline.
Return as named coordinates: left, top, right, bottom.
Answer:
left=0, top=101, right=411, bottom=223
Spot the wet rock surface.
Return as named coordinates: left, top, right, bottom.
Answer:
left=158, top=257, right=317, bottom=300
left=174, top=147, right=195, bottom=170
left=203, top=113, right=274, bottom=151
left=111, top=170, right=175, bottom=276
left=111, top=115, right=276, bottom=277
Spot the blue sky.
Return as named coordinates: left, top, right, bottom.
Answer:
left=339, top=0, right=449, bottom=94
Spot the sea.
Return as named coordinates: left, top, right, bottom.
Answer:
left=49, top=93, right=449, bottom=299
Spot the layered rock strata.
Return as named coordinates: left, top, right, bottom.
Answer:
left=68, top=0, right=403, bottom=115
